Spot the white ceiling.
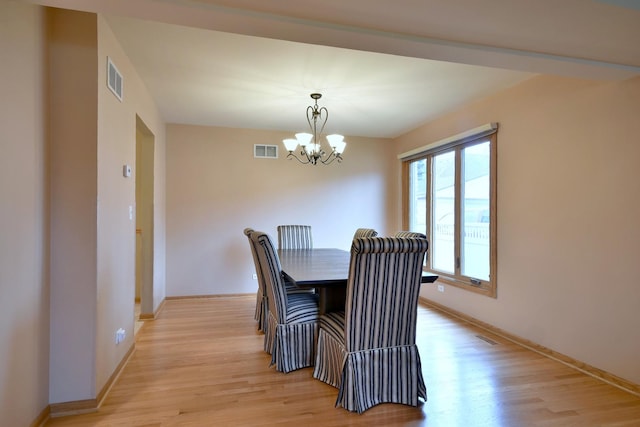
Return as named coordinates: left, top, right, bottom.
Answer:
left=32, top=0, right=640, bottom=138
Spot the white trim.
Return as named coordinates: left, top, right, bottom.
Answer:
left=398, top=123, right=498, bottom=160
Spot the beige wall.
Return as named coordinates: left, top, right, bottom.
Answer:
left=393, top=74, right=640, bottom=385
left=0, top=6, right=167, bottom=421
left=47, top=7, right=167, bottom=407
left=48, top=7, right=99, bottom=405
left=0, top=3, right=50, bottom=426
left=166, top=125, right=393, bottom=296
left=95, top=15, right=166, bottom=395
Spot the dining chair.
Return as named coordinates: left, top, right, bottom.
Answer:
left=277, top=224, right=313, bottom=250
left=394, top=231, right=427, bottom=239
left=243, top=228, right=268, bottom=334
left=313, top=236, right=429, bottom=413
left=352, top=228, right=378, bottom=239
left=252, top=231, right=320, bottom=372
left=244, top=227, right=313, bottom=341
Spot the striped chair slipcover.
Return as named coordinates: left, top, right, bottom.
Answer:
left=243, top=228, right=269, bottom=336
left=394, top=231, right=427, bottom=239
left=394, top=231, right=429, bottom=263
left=244, top=228, right=312, bottom=345
left=277, top=225, right=313, bottom=250
left=252, top=231, right=319, bottom=372
left=313, top=237, right=429, bottom=413
left=352, top=228, right=378, bottom=239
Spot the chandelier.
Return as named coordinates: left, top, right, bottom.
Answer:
left=282, top=93, right=346, bottom=165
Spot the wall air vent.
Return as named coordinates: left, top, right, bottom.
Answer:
left=107, top=57, right=123, bottom=102
left=254, top=144, right=278, bottom=159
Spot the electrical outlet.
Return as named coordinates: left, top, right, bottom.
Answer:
left=437, top=284, right=445, bottom=293
left=252, top=273, right=257, bottom=280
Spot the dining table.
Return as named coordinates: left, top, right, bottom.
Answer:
left=278, top=248, right=439, bottom=314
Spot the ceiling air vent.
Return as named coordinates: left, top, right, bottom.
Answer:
left=107, top=57, right=123, bottom=102
left=254, top=144, right=278, bottom=159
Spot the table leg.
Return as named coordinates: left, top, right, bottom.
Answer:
left=317, top=287, right=346, bottom=314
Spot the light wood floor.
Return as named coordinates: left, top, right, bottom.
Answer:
left=46, top=296, right=640, bottom=426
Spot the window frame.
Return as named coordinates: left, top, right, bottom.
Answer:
left=401, top=128, right=497, bottom=298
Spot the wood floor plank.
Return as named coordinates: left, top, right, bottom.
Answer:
left=46, top=296, right=640, bottom=426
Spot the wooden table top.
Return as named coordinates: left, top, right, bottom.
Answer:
left=278, top=248, right=351, bottom=287
left=278, top=248, right=438, bottom=288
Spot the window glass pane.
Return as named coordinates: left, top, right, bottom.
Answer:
left=461, top=141, right=490, bottom=280
left=409, top=159, right=427, bottom=236
left=432, top=151, right=455, bottom=273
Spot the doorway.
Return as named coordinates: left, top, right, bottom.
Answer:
left=135, top=115, right=155, bottom=325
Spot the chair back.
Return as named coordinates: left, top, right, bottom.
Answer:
left=252, top=231, right=288, bottom=322
left=352, top=228, right=378, bottom=239
left=344, top=237, right=429, bottom=352
left=277, top=225, right=313, bottom=250
left=394, top=231, right=427, bottom=239
left=244, top=227, right=266, bottom=293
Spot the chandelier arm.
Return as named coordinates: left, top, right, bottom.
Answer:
left=306, top=105, right=315, bottom=135
left=318, top=107, right=328, bottom=137
left=320, top=157, right=335, bottom=165
left=319, top=150, right=340, bottom=165
left=286, top=151, right=311, bottom=164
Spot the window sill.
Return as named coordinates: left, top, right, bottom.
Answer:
left=426, top=271, right=496, bottom=298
